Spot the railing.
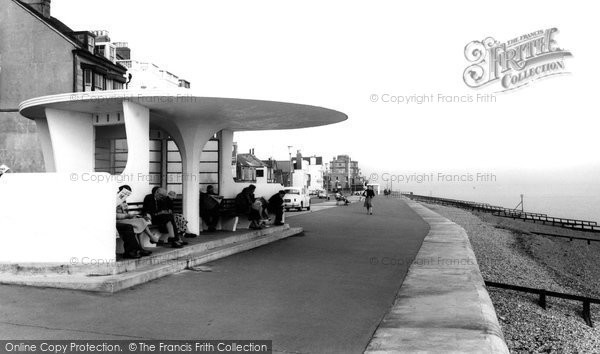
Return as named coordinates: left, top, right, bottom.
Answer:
left=485, top=281, right=600, bottom=327
left=402, top=193, right=600, bottom=233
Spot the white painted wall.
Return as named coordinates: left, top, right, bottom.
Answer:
left=45, top=108, right=94, bottom=172
left=0, top=173, right=116, bottom=264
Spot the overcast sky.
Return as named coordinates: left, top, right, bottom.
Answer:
left=52, top=0, right=599, bottom=178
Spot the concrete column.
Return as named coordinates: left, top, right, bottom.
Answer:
left=122, top=101, right=150, bottom=201
left=177, top=123, right=218, bottom=234
left=218, top=129, right=238, bottom=198
left=45, top=108, right=93, bottom=172
left=34, top=117, right=56, bottom=172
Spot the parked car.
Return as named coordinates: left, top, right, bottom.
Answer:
left=283, top=187, right=311, bottom=211
left=318, top=190, right=328, bottom=199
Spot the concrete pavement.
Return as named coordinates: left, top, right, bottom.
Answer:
left=366, top=201, right=509, bottom=353
left=0, top=197, right=429, bottom=353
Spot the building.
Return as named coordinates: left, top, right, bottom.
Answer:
left=115, top=43, right=190, bottom=90
left=267, top=159, right=293, bottom=187
left=326, top=154, right=363, bottom=191
left=0, top=0, right=127, bottom=172
left=235, top=150, right=267, bottom=183
left=290, top=151, right=324, bottom=193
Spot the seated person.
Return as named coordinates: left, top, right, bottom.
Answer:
left=142, top=187, right=186, bottom=248
left=335, top=190, right=350, bottom=205
left=167, top=190, right=198, bottom=238
left=200, top=185, right=222, bottom=232
left=116, top=185, right=153, bottom=258
left=235, top=184, right=262, bottom=229
left=268, top=190, right=286, bottom=226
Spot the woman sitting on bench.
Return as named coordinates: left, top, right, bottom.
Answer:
left=116, top=185, right=157, bottom=258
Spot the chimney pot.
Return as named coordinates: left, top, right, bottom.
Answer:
left=23, top=0, right=51, bottom=18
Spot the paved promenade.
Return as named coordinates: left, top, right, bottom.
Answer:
left=0, top=198, right=429, bottom=353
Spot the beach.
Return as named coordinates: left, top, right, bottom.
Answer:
left=421, top=202, right=600, bottom=353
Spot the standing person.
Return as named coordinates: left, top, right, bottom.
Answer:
left=268, top=190, right=286, bottom=226
left=363, top=185, right=376, bottom=215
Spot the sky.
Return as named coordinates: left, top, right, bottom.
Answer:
left=50, top=0, right=600, bottom=218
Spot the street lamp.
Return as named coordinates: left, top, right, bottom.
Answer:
left=287, top=145, right=293, bottom=187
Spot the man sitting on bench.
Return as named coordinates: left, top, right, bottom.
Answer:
left=235, top=184, right=263, bottom=230
left=200, top=185, right=222, bottom=232
left=142, top=187, right=186, bottom=248
left=268, top=190, right=286, bottom=226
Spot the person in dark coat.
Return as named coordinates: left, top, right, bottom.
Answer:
left=200, top=185, right=222, bottom=232
left=235, top=184, right=256, bottom=214
left=142, top=187, right=185, bottom=248
left=268, top=190, right=286, bottom=226
left=362, top=186, right=376, bottom=215
left=235, top=185, right=263, bottom=229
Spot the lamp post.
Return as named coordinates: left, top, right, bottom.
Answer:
left=287, top=145, right=293, bottom=187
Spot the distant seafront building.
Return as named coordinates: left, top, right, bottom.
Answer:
left=0, top=0, right=127, bottom=171
left=291, top=151, right=324, bottom=193
left=327, top=154, right=363, bottom=191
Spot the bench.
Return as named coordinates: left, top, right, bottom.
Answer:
left=117, top=197, right=284, bottom=253
left=201, top=198, right=285, bottom=232
left=115, top=200, right=185, bottom=253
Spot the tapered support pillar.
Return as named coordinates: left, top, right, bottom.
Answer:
left=177, top=123, right=220, bottom=234
left=218, top=129, right=238, bottom=198
left=35, top=117, right=56, bottom=172
left=122, top=101, right=150, bottom=201
left=43, top=108, right=94, bottom=172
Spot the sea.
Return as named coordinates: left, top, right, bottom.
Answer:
left=391, top=167, right=600, bottom=223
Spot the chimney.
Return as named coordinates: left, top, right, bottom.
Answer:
left=296, top=150, right=302, bottom=169
left=23, top=0, right=51, bottom=18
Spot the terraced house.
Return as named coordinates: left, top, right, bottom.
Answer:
left=0, top=0, right=127, bottom=172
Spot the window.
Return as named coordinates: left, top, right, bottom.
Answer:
left=109, top=47, right=116, bottom=62
left=95, top=44, right=106, bottom=58
left=88, top=37, right=95, bottom=53
left=95, top=138, right=127, bottom=174
left=149, top=139, right=163, bottom=187
left=94, top=73, right=105, bottom=90
left=166, top=139, right=183, bottom=194
left=256, top=169, right=264, bottom=178
left=114, top=82, right=123, bottom=90
left=83, top=69, right=93, bottom=92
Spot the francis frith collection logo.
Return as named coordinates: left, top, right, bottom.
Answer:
left=463, top=28, right=572, bottom=92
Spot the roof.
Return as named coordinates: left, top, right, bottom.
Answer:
left=262, top=159, right=278, bottom=169
left=236, top=154, right=266, bottom=168
left=275, top=160, right=293, bottom=173
left=12, top=0, right=127, bottom=73
left=19, top=90, right=349, bottom=131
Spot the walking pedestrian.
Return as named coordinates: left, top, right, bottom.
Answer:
left=362, top=185, right=375, bottom=215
